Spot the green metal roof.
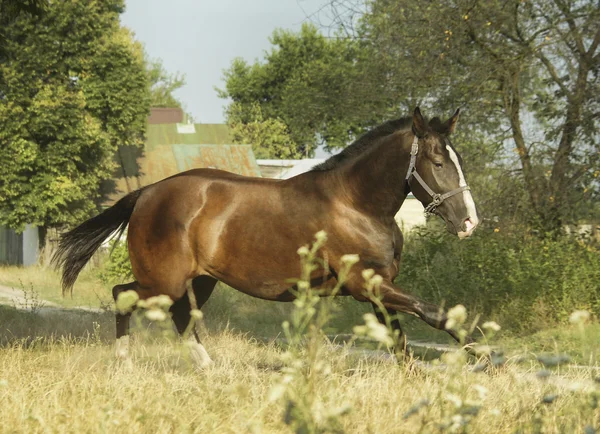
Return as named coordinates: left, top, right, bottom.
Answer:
left=146, top=123, right=233, bottom=150
left=104, top=124, right=260, bottom=205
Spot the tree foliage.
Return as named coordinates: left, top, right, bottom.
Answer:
left=355, top=0, right=600, bottom=232
left=0, top=0, right=47, bottom=60
left=145, top=55, right=186, bottom=109
left=219, top=23, right=378, bottom=156
left=227, top=102, right=300, bottom=159
left=0, top=0, right=150, bottom=231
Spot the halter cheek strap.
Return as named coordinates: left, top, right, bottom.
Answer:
left=405, top=135, right=471, bottom=216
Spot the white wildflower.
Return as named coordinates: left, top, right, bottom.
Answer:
left=297, top=246, right=309, bottom=256
left=445, top=305, right=467, bottom=331
left=115, top=290, right=139, bottom=314
left=190, top=309, right=203, bottom=320
left=474, top=344, right=492, bottom=356
left=482, top=321, right=501, bottom=332
left=370, top=274, right=383, bottom=287
left=442, top=351, right=467, bottom=366
left=268, top=384, right=286, bottom=402
left=365, top=314, right=393, bottom=346
left=314, top=230, right=328, bottom=243
left=445, top=393, right=463, bottom=408
left=353, top=325, right=367, bottom=335
left=569, top=310, right=591, bottom=324
left=146, top=294, right=173, bottom=309
left=297, top=281, right=310, bottom=291
left=473, top=384, right=488, bottom=400
left=449, top=414, right=465, bottom=433
left=341, top=254, right=360, bottom=266
left=568, top=382, right=584, bottom=392
left=354, top=313, right=394, bottom=346
left=447, top=304, right=467, bottom=325
left=145, top=309, right=167, bottom=322
left=361, top=269, right=375, bottom=280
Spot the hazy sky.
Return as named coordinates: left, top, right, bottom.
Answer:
left=121, top=0, right=328, bottom=124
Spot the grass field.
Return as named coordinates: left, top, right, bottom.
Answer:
left=1, top=266, right=599, bottom=433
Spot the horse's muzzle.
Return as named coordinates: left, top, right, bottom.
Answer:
left=457, top=217, right=478, bottom=239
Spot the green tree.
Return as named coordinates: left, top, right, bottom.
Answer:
left=145, top=55, right=186, bottom=108
left=354, top=0, right=600, bottom=232
left=0, top=0, right=150, bottom=231
left=0, top=0, right=47, bottom=60
left=219, top=23, right=375, bottom=156
left=227, top=102, right=300, bottom=159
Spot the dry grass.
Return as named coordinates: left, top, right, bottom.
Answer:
left=0, top=306, right=598, bottom=434
left=0, top=255, right=598, bottom=433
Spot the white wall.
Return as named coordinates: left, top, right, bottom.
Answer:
left=395, top=198, right=426, bottom=233
left=22, top=225, right=39, bottom=266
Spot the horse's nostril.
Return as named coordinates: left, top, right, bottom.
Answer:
left=464, top=218, right=475, bottom=233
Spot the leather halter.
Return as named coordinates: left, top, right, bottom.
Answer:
left=405, top=135, right=470, bottom=215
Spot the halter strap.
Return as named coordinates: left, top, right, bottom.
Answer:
left=405, top=135, right=419, bottom=180
left=405, top=135, right=470, bottom=215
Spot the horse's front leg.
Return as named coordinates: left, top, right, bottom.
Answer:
left=348, top=277, right=474, bottom=348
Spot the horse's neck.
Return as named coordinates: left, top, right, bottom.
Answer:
left=338, top=132, right=412, bottom=219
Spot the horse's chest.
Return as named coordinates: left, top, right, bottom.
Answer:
left=337, top=219, right=397, bottom=272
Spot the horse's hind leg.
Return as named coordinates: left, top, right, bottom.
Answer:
left=112, top=281, right=147, bottom=361
left=170, top=276, right=218, bottom=369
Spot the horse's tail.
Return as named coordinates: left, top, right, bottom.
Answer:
left=52, top=189, right=144, bottom=295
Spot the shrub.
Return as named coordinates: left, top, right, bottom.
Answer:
left=396, top=224, right=600, bottom=332
left=98, top=239, right=133, bottom=285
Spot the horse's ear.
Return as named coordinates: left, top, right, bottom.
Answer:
left=446, top=108, right=460, bottom=134
left=412, top=107, right=427, bottom=137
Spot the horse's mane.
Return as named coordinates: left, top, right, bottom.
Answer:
left=311, top=117, right=413, bottom=172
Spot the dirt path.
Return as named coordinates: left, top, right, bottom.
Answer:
left=0, top=283, right=103, bottom=314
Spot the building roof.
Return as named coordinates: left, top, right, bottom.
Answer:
left=146, top=123, right=233, bottom=149
left=257, top=158, right=326, bottom=179
left=148, top=107, right=184, bottom=124
left=103, top=123, right=260, bottom=205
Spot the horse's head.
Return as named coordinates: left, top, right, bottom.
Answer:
left=407, top=107, right=479, bottom=239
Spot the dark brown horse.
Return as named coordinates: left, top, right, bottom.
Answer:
left=53, top=107, right=479, bottom=367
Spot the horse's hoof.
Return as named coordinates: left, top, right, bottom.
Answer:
left=186, top=341, right=213, bottom=370
left=115, top=336, right=130, bottom=359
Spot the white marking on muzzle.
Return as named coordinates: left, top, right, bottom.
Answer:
left=446, top=144, right=479, bottom=229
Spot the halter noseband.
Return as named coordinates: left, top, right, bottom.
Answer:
left=405, top=135, right=470, bottom=216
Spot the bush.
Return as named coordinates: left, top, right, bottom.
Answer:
left=396, top=224, right=600, bottom=333
left=99, top=239, right=133, bottom=285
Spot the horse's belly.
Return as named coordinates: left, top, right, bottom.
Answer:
left=216, top=272, right=338, bottom=302
left=218, top=278, right=297, bottom=302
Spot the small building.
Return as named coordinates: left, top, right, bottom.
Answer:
left=104, top=109, right=261, bottom=205
left=257, top=159, right=326, bottom=179
left=0, top=224, right=39, bottom=266
left=256, top=159, right=426, bottom=232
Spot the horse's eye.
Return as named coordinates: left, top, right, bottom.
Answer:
left=434, top=162, right=443, bottom=168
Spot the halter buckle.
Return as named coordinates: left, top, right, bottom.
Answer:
left=424, top=194, right=443, bottom=215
